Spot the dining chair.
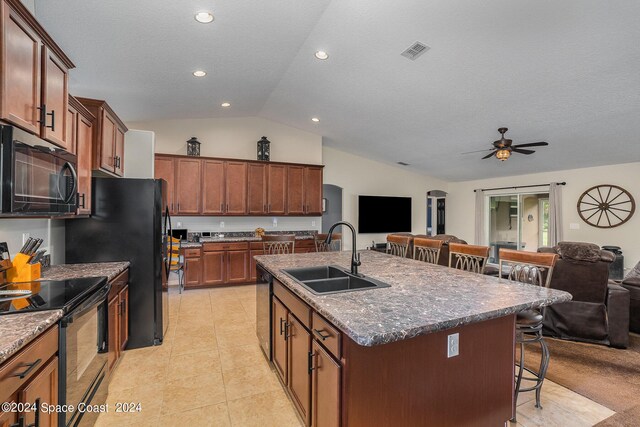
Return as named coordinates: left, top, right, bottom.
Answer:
left=499, top=248, right=558, bottom=421
left=448, top=243, right=490, bottom=274
left=386, top=234, right=412, bottom=258
left=262, top=234, right=296, bottom=254
left=413, top=237, right=443, bottom=265
left=168, top=236, right=184, bottom=293
left=315, top=233, right=342, bottom=252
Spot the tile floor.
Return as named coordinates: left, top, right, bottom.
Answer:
left=95, top=284, right=615, bottom=427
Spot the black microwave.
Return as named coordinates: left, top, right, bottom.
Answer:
left=1, top=124, right=78, bottom=216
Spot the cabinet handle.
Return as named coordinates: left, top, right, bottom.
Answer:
left=226, top=204, right=229, bottom=212
left=10, top=416, right=25, bottom=427
left=26, top=398, right=40, bottom=427
left=177, top=202, right=180, bottom=211
left=284, top=322, right=291, bottom=340
left=47, top=109, right=55, bottom=131
left=313, top=329, right=330, bottom=341
left=279, top=318, right=285, bottom=335
left=171, top=202, right=174, bottom=211
left=78, top=193, right=86, bottom=209
left=308, top=351, right=317, bottom=374
left=11, top=358, right=42, bottom=379
left=268, top=204, right=271, bottom=212
left=37, top=105, right=46, bottom=126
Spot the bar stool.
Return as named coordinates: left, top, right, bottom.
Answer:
left=386, top=234, right=412, bottom=258
left=448, top=243, right=490, bottom=274
left=315, top=233, right=341, bottom=252
left=262, top=234, right=296, bottom=254
left=413, top=237, right=443, bottom=265
left=168, top=236, right=184, bottom=293
left=499, top=248, right=558, bottom=421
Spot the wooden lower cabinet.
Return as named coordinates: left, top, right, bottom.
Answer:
left=118, top=286, right=129, bottom=351
left=227, top=250, right=249, bottom=283
left=107, top=270, right=129, bottom=373
left=272, top=297, right=288, bottom=382
left=288, top=315, right=312, bottom=425
left=185, top=256, right=203, bottom=287
left=20, top=356, right=58, bottom=427
left=107, top=295, right=119, bottom=372
left=203, top=251, right=225, bottom=286
left=311, top=342, right=340, bottom=427
left=0, top=407, right=18, bottom=427
left=249, top=248, right=264, bottom=281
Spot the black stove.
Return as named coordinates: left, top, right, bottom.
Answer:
left=0, top=277, right=107, bottom=315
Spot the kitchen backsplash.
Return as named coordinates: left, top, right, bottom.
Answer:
left=172, top=216, right=321, bottom=235
left=187, top=230, right=318, bottom=242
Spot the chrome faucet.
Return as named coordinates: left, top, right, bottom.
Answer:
left=325, top=221, right=361, bottom=276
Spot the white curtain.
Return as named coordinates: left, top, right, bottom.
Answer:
left=474, top=190, right=485, bottom=245
left=548, top=183, right=563, bottom=246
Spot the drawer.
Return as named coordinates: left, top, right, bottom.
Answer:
left=312, top=312, right=342, bottom=359
left=273, top=279, right=311, bottom=329
left=249, top=241, right=263, bottom=250
left=295, top=239, right=316, bottom=248
left=0, top=325, right=58, bottom=403
left=183, top=248, right=202, bottom=258
left=203, top=242, right=248, bottom=252
left=109, top=268, right=129, bottom=299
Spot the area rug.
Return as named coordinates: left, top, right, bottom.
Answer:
left=523, top=333, right=640, bottom=416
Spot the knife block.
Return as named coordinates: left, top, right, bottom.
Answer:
left=6, top=253, right=41, bottom=282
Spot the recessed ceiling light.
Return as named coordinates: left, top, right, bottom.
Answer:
left=314, top=51, right=329, bottom=60
left=194, top=12, right=214, bottom=23
left=221, top=102, right=231, bottom=107
left=193, top=70, right=207, bottom=77
left=311, top=117, right=320, bottom=122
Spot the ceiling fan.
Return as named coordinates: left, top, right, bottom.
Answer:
left=464, top=128, right=549, bottom=161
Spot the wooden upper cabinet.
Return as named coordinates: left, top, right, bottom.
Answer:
left=41, top=46, right=69, bottom=149
left=202, top=160, right=225, bottom=215
left=154, top=156, right=177, bottom=214
left=176, top=158, right=202, bottom=214
left=77, top=97, right=128, bottom=177
left=287, top=165, right=305, bottom=215
left=268, top=164, right=287, bottom=215
left=69, top=95, right=95, bottom=215
left=1, top=0, right=74, bottom=144
left=65, top=101, right=77, bottom=155
left=247, top=163, right=267, bottom=214
left=225, top=161, right=247, bottom=215
left=304, top=166, right=323, bottom=215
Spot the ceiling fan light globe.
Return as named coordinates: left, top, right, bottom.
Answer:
left=496, top=149, right=511, bottom=161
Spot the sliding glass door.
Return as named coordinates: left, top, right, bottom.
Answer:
left=487, top=192, right=549, bottom=263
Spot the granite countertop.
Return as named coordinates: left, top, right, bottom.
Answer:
left=41, top=261, right=130, bottom=281
left=0, top=310, right=62, bottom=364
left=182, top=235, right=316, bottom=247
left=255, top=251, right=572, bottom=347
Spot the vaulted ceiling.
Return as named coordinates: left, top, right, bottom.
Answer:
left=35, top=0, right=640, bottom=181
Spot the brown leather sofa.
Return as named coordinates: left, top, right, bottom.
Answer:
left=620, top=261, right=640, bottom=333
left=413, top=234, right=467, bottom=266
left=538, top=242, right=630, bottom=348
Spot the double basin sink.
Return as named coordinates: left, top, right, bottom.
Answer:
left=281, top=265, right=391, bottom=295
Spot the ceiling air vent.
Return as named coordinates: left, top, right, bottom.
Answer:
left=397, top=161, right=410, bottom=166
left=401, top=42, right=430, bottom=61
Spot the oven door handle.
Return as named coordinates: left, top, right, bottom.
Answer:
left=61, top=282, right=110, bottom=326
left=57, top=162, right=78, bottom=204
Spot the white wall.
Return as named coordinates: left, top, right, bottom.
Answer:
left=0, top=219, right=65, bottom=264
left=127, top=116, right=322, bottom=165
left=446, top=162, right=640, bottom=270
left=172, top=216, right=319, bottom=234
left=124, top=130, right=155, bottom=178
left=322, top=146, right=449, bottom=250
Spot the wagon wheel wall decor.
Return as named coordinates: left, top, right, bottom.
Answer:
left=577, top=185, right=635, bottom=228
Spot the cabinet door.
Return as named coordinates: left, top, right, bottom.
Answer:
left=176, top=158, right=202, bottom=214
left=268, top=164, right=287, bottom=215
left=41, top=46, right=69, bottom=149
left=249, top=249, right=264, bottom=282
left=0, top=403, right=18, bottom=427
left=154, top=156, right=176, bottom=214
left=272, top=298, right=288, bottom=384
left=76, top=115, right=93, bottom=215
left=203, top=251, right=225, bottom=286
left=119, top=286, right=129, bottom=351
left=305, top=167, right=323, bottom=215
left=226, top=250, right=249, bottom=284
left=184, top=256, right=203, bottom=287
left=100, top=110, right=116, bottom=172
left=288, top=315, right=311, bottom=425
left=202, top=160, right=225, bottom=215
left=107, top=296, right=119, bottom=372
left=66, top=103, right=77, bottom=155
left=225, top=161, right=247, bottom=215
left=114, top=127, right=125, bottom=176
left=247, top=163, right=267, bottom=214
left=0, top=3, right=41, bottom=133
left=311, top=341, right=341, bottom=427
left=287, top=165, right=305, bottom=215
left=20, top=356, right=58, bottom=427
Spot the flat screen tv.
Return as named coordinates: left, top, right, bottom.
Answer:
left=358, top=195, right=412, bottom=233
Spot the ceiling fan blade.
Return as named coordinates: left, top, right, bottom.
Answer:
left=482, top=151, right=497, bottom=159
left=512, top=148, right=535, bottom=155
left=512, top=141, right=548, bottom=148
left=461, top=148, right=495, bottom=154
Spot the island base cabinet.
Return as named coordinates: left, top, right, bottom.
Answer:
left=272, top=297, right=289, bottom=383
left=288, top=316, right=311, bottom=425
left=311, top=341, right=341, bottom=427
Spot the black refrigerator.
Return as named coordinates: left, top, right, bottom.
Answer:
left=66, top=178, right=170, bottom=348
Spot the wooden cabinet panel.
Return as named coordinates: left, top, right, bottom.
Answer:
left=0, top=405, right=18, bottom=427
left=114, top=127, right=125, bottom=176
left=202, top=160, right=225, bottom=215
left=311, top=341, right=341, bottom=427
left=76, top=112, right=93, bottom=214
left=272, top=297, right=288, bottom=384
left=287, top=165, right=305, bottom=215
left=225, top=161, right=247, bottom=214
left=0, top=3, right=41, bottom=133
left=250, top=249, right=264, bottom=282
left=226, top=250, right=248, bottom=284
left=247, top=163, right=267, bottom=214
left=176, top=158, right=202, bottom=214
left=154, top=156, right=176, bottom=214
left=118, top=286, right=129, bottom=351
left=100, top=111, right=115, bottom=172
left=305, top=166, right=323, bottom=215
left=184, top=256, right=203, bottom=288
left=41, top=46, right=69, bottom=149
left=65, top=103, right=76, bottom=155
left=288, top=315, right=311, bottom=425
left=107, top=295, right=119, bottom=373
left=20, top=356, right=58, bottom=427
left=203, top=251, right=225, bottom=286
left=267, top=164, right=287, bottom=215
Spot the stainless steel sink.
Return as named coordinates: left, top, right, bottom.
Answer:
left=281, top=265, right=391, bottom=295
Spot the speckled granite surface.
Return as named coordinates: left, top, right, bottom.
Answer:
left=0, top=310, right=62, bottom=363
left=255, top=251, right=572, bottom=347
left=41, top=262, right=130, bottom=281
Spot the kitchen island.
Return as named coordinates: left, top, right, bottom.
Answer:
left=255, top=250, right=571, bottom=426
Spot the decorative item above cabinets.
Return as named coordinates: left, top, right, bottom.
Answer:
left=187, top=137, right=201, bottom=156
left=257, top=136, right=271, bottom=161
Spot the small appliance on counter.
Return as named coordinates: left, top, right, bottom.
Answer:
left=171, top=228, right=188, bottom=241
